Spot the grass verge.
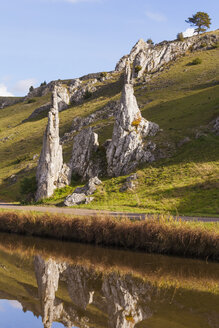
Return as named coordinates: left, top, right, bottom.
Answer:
left=0, top=210, right=218, bottom=261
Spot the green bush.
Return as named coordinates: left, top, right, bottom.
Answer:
left=100, top=72, right=107, bottom=78
left=20, top=176, right=37, bottom=203
left=134, top=65, right=142, bottom=74
left=190, top=57, right=202, bottom=65
left=212, top=41, right=219, bottom=49
left=177, top=32, right=184, bottom=41
left=147, top=38, right=154, bottom=45
left=27, top=98, right=36, bottom=104
left=200, top=42, right=207, bottom=48
left=40, top=81, right=47, bottom=87
left=84, top=90, right=92, bottom=99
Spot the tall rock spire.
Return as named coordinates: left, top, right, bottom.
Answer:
left=35, top=86, right=64, bottom=201
left=106, top=61, right=159, bottom=177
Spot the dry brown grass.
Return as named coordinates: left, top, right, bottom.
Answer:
left=0, top=211, right=218, bottom=260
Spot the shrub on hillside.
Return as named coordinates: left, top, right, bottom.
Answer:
left=29, top=86, right=34, bottom=92
left=84, top=89, right=92, bottom=99
left=212, top=41, right=219, bottom=49
left=100, top=72, right=107, bottom=78
left=27, top=98, right=36, bottom=104
left=40, top=81, right=47, bottom=87
left=200, top=42, right=207, bottom=48
left=147, top=38, right=154, bottom=45
left=20, top=176, right=37, bottom=203
left=177, top=32, right=184, bottom=41
left=190, top=57, right=202, bottom=65
left=134, top=65, right=142, bottom=74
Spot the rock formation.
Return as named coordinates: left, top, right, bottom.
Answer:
left=106, top=62, right=159, bottom=177
left=35, top=87, right=71, bottom=201
left=64, top=177, right=102, bottom=206
left=70, top=127, right=100, bottom=180
left=115, top=33, right=219, bottom=78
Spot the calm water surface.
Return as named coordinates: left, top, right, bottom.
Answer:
left=0, top=232, right=218, bottom=328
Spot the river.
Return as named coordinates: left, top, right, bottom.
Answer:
left=0, top=232, right=218, bottom=328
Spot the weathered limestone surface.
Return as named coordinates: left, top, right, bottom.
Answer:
left=64, top=176, right=102, bottom=206
left=70, top=127, right=100, bottom=180
left=106, top=65, right=159, bottom=177
left=115, top=33, right=219, bottom=78
left=56, top=84, right=70, bottom=111
left=35, top=88, right=64, bottom=201
left=35, top=87, right=71, bottom=201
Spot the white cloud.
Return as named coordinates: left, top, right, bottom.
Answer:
left=0, top=83, right=14, bottom=97
left=183, top=28, right=196, bottom=37
left=13, top=78, right=37, bottom=94
left=8, top=300, right=23, bottom=310
left=145, top=11, right=167, bottom=22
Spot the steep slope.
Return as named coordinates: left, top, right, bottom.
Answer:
left=0, top=31, right=218, bottom=216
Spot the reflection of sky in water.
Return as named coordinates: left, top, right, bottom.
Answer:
left=0, top=300, right=74, bottom=328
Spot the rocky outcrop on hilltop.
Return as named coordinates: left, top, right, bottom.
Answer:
left=106, top=62, right=159, bottom=176
left=0, top=96, right=24, bottom=109
left=35, top=87, right=71, bottom=201
left=115, top=33, right=219, bottom=78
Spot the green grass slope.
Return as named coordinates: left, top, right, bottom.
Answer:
left=0, top=38, right=218, bottom=216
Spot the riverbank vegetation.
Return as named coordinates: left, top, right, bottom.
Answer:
left=0, top=210, right=218, bottom=260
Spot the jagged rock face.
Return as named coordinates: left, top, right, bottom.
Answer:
left=56, top=85, right=70, bottom=111
left=106, top=82, right=159, bottom=177
left=115, top=33, right=219, bottom=77
left=70, top=127, right=100, bottom=180
left=35, top=90, right=63, bottom=201
left=69, top=78, right=97, bottom=104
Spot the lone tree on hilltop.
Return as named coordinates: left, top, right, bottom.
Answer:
left=186, top=12, right=211, bottom=34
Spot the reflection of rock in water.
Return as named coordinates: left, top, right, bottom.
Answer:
left=34, top=255, right=154, bottom=328
left=34, top=256, right=67, bottom=328
left=65, top=266, right=95, bottom=309
left=102, top=273, right=152, bottom=328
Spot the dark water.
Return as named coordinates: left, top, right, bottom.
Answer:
left=0, top=232, right=218, bottom=328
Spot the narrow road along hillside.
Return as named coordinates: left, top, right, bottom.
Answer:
left=0, top=203, right=218, bottom=222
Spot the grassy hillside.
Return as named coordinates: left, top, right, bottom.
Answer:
left=0, top=37, right=218, bottom=216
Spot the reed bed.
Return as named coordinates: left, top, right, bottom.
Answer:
left=0, top=210, right=218, bottom=260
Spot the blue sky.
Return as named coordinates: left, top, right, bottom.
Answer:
left=0, top=0, right=218, bottom=96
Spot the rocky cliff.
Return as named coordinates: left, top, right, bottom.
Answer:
left=115, top=32, right=219, bottom=78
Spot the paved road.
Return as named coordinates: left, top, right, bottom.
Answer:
left=0, top=203, right=219, bottom=222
